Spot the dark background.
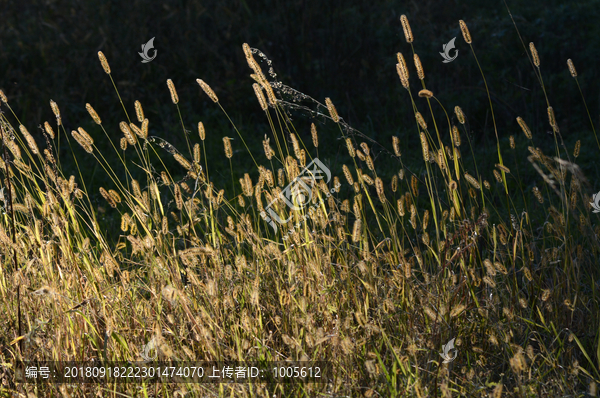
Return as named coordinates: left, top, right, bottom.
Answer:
left=1, top=0, right=599, bottom=196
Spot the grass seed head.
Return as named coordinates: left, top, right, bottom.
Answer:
left=464, top=173, right=481, bottom=190
left=392, top=136, right=401, bottom=156
left=420, top=132, right=430, bottom=162
left=574, top=140, right=581, bottom=157
left=97, top=51, right=111, bottom=74
left=459, top=20, right=472, bottom=44
left=43, top=121, right=55, bottom=139
left=0, top=89, right=7, bottom=104
left=173, top=153, right=191, bottom=170
left=50, top=100, right=61, bottom=125
left=120, top=121, right=137, bottom=145
left=71, top=130, right=93, bottom=153
left=311, top=123, right=319, bottom=148
left=400, top=15, right=413, bottom=43
left=529, top=42, right=540, bottom=67
left=166, top=79, right=179, bottom=104
left=567, top=58, right=577, bottom=77
left=454, top=106, right=465, bottom=124
left=197, top=79, right=219, bottom=103
left=134, top=100, right=144, bottom=122
left=198, top=121, right=205, bottom=140
left=86, top=103, right=102, bottom=124
left=375, top=177, right=385, bottom=203
left=516, top=117, right=532, bottom=139
left=19, top=125, right=39, bottom=155
left=413, top=54, right=425, bottom=80
left=416, top=112, right=427, bottom=129
left=547, top=106, right=559, bottom=133
left=418, top=89, right=433, bottom=98
left=252, top=83, right=268, bottom=110
left=223, top=137, right=233, bottom=158
left=325, top=97, right=340, bottom=122
left=78, top=127, right=94, bottom=146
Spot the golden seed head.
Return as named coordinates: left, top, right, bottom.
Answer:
left=196, top=79, right=219, bottom=103
left=242, top=43, right=252, bottom=59
left=420, top=132, right=430, bottom=162
left=415, top=112, right=427, bottom=129
left=43, top=121, right=55, bottom=139
left=411, top=175, right=419, bottom=197
left=174, top=184, right=183, bottom=210
left=345, top=137, right=356, bottom=157
left=252, top=83, right=268, bottom=111
left=423, top=209, right=429, bottom=230
left=311, top=123, right=319, bottom=148
left=396, top=63, right=409, bottom=89
left=418, top=89, right=433, bottom=98
left=50, top=100, right=61, bottom=125
left=449, top=180, right=457, bottom=191
left=19, top=125, right=39, bottom=155
left=454, top=106, right=465, bottom=124
left=459, top=20, right=472, bottom=44
left=464, top=173, right=481, bottom=190
left=567, top=59, right=577, bottom=77
left=516, top=117, right=532, bottom=139
left=262, top=81, right=277, bottom=105
left=529, top=42, right=540, bottom=67
left=342, top=164, right=354, bottom=185
left=532, top=186, right=543, bottom=203
left=71, top=130, right=93, bottom=153
left=141, top=118, right=149, bottom=139
left=119, top=137, right=127, bottom=150
left=166, top=79, right=179, bottom=104
left=198, top=121, right=205, bottom=141
left=223, top=137, right=233, bottom=158
left=391, top=175, right=398, bottom=192
left=392, top=136, right=401, bottom=157
left=193, top=143, right=201, bottom=163
left=129, top=123, right=142, bottom=138
left=375, top=177, right=385, bottom=203
left=120, top=121, right=137, bottom=145
left=0, top=89, right=7, bottom=104
left=509, top=135, right=515, bottom=149
left=400, top=15, right=413, bottom=43
left=397, top=198, right=405, bottom=216
left=98, top=51, right=111, bottom=74
left=99, top=187, right=117, bottom=208
left=134, top=100, right=144, bottom=122
left=352, top=219, right=362, bottom=242
left=108, top=189, right=121, bottom=203
left=173, top=153, right=191, bottom=170
left=262, top=136, right=274, bottom=160
left=325, top=97, right=340, bottom=123
left=452, top=125, right=461, bottom=147
left=86, top=103, right=102, bottom=124
left=574, top=140, right=581, bottom=158
left=413, top=54, right=425, bottom=80
left=547, top=106, right=559, bottom=133
left=495, top=163, right=510, bottom=174
left=78, top=127, right=94, bottom=146
left=365, top=154, right=375, bottom=171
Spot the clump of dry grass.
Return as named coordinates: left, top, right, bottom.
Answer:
left=0, top=14, right=598, bottom=398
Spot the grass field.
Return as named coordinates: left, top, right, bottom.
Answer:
left=0, top=9, right=599, bottom=398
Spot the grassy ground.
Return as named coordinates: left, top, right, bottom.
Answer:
left=0, top=8, right=600, bottom=398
